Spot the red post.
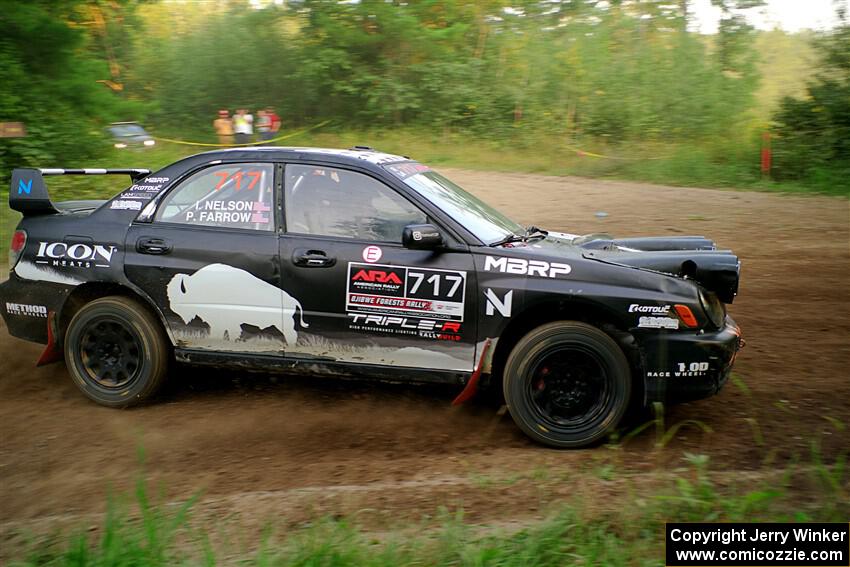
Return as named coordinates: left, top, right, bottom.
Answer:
left=761, top=131, right=771, bottom=179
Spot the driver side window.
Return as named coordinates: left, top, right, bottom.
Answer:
left=284, top=165, right=426, bottom=242
left=156, top=163, right=275, bottom=231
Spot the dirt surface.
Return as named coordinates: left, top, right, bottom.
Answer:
left=1, top=171, right=849, bottom=554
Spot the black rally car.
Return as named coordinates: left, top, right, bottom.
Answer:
left=2, top=147, right=743, bottom=448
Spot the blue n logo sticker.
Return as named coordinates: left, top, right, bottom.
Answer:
left=17, top=179, right=32, bottom=195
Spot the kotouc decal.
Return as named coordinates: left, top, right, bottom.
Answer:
left=628, top=304, right=671, bottom=314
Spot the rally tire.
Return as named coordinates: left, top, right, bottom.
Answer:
left=503, top=321, right=631, bottom=448
left=64, top=296, right=170, bottom=407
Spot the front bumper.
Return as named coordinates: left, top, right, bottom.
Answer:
left=641, top=315, right=743, bottom=405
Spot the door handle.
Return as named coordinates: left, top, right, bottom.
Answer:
left=137, top=237, right=172, bottom=255
left=293, top=248, right=335, bottom=267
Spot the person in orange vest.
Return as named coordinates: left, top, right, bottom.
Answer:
left=213, top=110, right=234, bottom=146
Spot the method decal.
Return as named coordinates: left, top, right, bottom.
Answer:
left=167, top=263, right=308, bottom=345
left=347, top=262, right=466, bottom=327
left=362, top=245, right=383, bottom=263
left=483, top=255, right=571, bottom=278
left=5, top=302, right=47, bottom=318
left=484, top=289, right=513, bottom=317
left=36, top=241, right=117, bottom=269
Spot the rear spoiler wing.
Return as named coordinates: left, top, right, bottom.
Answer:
left=10, top=168, right=151, bottom=216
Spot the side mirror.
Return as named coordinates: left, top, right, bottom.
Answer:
left=402, top=224, right=444, bottom=250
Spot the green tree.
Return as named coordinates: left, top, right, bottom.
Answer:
left=771, top=5, right=850, bottom=184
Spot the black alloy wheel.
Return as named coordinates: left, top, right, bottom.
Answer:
left=503, top=321, right=631, bottom=448
left=64, top=296, right=170, bottom=407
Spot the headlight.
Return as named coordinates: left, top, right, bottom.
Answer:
left=143, top=139, right=155, bottom=146
left=698, top=288, right=725, bottom=328
left=114, top=142, right=127, bottom=149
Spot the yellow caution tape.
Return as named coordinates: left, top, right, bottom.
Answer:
left=563, top=142, right=668, bottom=161
left=151, top=120, right=333, bottom=147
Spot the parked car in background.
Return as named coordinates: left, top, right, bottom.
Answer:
left=107, top=122, right=155, bottom=149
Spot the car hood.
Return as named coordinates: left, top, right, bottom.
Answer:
left=534, top=231, right=740, bottom=303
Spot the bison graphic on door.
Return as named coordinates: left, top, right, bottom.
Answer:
left=167, top=263, right=308, bottom=345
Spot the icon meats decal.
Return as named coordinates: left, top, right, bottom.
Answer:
left=167, top=264, right=308, bottom=346
left=346, top=262, right=466, bottom=340
left=36, top=241, right=117, bottom=269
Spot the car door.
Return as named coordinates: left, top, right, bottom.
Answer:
left=277, top=163, right=478, bottom=373
left=124, top=161, right=287, bottom=353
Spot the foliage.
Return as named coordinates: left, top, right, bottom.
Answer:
left=0, top=0, right=846, bottom=194
left=770, top=5, right=850, bottom=188
left=0, top=1, right=146, bottom=179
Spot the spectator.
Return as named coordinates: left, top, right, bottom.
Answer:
left=213, top=110, right=234, bottom=146
left=267, top=107, right=281, bottom=136
left=257, top=109, right=273, bottom=142
left=233, top=108, right=254, bottom=145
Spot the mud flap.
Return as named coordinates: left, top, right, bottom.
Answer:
left=452, top=338, right=492, bottom=406
left=36, top=311, right=63, bottom=366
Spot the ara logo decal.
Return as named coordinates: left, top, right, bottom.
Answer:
left=362, top=245, right=383, bottom=263
left=17, top=179, right=32, bottom=195
left=484, top=289, right=513, bottom=317
left=483, top=256, right=571, bottom=278
left=352, top=269, right=403, bottom=284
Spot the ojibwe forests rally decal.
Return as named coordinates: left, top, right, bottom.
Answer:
left=346, top=262, right=467, bottom=342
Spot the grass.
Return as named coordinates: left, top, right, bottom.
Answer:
left=2, top=126, right=847, bottom=206
left=8, top=447, right=847, bottom=566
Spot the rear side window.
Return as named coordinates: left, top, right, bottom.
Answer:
left=156, top=163, right=274, bottom=231
left=284, top=165, right=426, bottom=242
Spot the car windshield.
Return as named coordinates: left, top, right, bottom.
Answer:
left=385, top=162, right=524, bottom=244
left=110, top=124, right=147, bottom=137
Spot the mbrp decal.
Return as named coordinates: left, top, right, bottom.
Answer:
left=483, top=255, right=571, bottom=278
left=167, top=263, right=308, bottom=345
left=5, top=302, right=48, bottom=318
left=346, top=262, right=466, bottom=323
left=35, top=241, right=118, bottom=269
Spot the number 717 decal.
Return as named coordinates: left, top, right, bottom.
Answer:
left=408, top=271, right=464, bottom=299
left=347, top=263, right=467, bottom=322
left=214, top=171, right=264, bottom=191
